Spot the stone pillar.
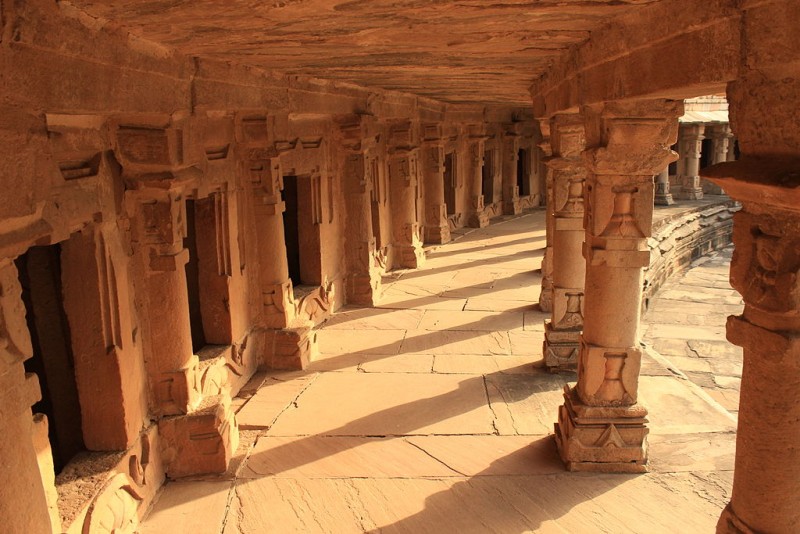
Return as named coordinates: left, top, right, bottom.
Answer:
left=389, top=150, right=425, bottom=268
left=502, top=123, right=522, bottom=215
left=337, top=116, right=382, bottom=305
left=131, top=190, right=199, bottom=416
left=543, top=114, right=587, bottom=371
left=654, top=168, right=674, bottom=205
left=467, top=134, right=489, bottom=228
left=0, top=260, right=54, bottom=533
left=555, top=99, right=682, bottom=472
left=678, top=123, right=705, bottom=200
left=538, top=119, right=555, bottom=313
left=421, top=135, right=451, bottom=245
left=704, top=29, right=800, bottom=528
left=703, top=124, right=731, bottom=195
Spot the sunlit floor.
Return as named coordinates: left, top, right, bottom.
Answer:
left=140, top=209, right=738, bottom=534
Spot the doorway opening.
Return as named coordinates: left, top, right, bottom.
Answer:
left=282, top=175, right=322, bottom=292
left=444, top=152, right=456, bottom=216
left=517, top=148, right=530, bottom=196
left=482, top=150, right=494, bottom=204
left=700, top=138, right=714, bottom=169
left=16, top=242, right=85, bottom=475
left=184, top=193, right=233, bottom=352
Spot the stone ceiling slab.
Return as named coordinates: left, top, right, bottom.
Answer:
left=68, top=0, right=661, bottom=105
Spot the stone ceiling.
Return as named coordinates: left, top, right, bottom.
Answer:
left=68, top=0, right=662, bottom=106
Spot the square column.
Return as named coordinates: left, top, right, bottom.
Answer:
left=555, top=99, right=682, bottom=472
left=337, top=116, right=383, bottom=305
left=678, top=123, right=705, bottom=200
left=467, top=133, right=490, bottom=228
left=421, top=139, right=451, bottom=244
left=502, top=123, right=522, bottom=215
left=388, top=121, right=425, bottom=268
left=543, top=114, right=587, bottom=371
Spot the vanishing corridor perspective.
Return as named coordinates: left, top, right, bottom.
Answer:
left=142, top=211, right=739, bottom=533
left=0, top=1, right=798, bottom=533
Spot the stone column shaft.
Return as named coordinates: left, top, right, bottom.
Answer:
left=706, top=56, right=800, bottom=532
left=538, top=119, right=555, bottom=313
left=389, top=150, right=425, bottom=268
left=679, top=123, right=705, bottom=200
left=543, top=114, right=587, bottom=371
left=468, top=138, right=489, bottom=228
left=502, top=127, right=521, bottom=215
left=422, top=141, right=451, bottom=244
left=654, top=168, right=674, bottom=205
left=555, top=99, right=682, bottom=473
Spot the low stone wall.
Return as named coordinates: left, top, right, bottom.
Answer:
left=643, top=200, right=739, bottom=309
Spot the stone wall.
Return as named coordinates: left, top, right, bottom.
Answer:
left=643, top=200, right=739, bottom=309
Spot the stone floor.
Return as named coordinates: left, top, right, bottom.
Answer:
left=140, top=210, right=739, bottom=534
left=643, top=247, right=743, bottom=416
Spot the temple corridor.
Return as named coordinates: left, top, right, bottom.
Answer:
left=141, top=211, right=737, bottom=533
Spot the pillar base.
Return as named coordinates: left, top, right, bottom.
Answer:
left=397, top=243, right=425, bottom=269
left=468, top=210, right=489, bottom=228
left=679, top=186, right=704, bottom=200
left=654, top=192, right=675, bottom=206
left=159, top=395, right=239, bottom=478
left=261, top=326, right=317, bottom=370
left=424, top=224, right=451, bottom=245
left=346, top=273, right=381, bottom=306
left=717, top=505, right=755, bottom=534
left=503, top=200, right=521, bottom=215
left=539, top=277, right=553, bottom=313
left=543, top=321, right=580, bottom=371
left=555, top=385, right=649, bottom=473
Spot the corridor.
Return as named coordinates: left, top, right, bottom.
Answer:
left=142, top=211, right=736, bottom=534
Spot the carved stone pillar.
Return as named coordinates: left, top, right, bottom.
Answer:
left=389, top=151, right=425, bottom=268
left=502, top=123, right=522, bottom=215
left=421, top=132, right=451, bottom=244
left=131, top=190, right=199, bottom=416
left=703, top=124, right=731, bottom=195
left=538, top=119, right=555, bottom=313
left=544, top=114, right=587, bottom=371
left=337, top=116, right=382, bottom=305
left=653, top=168, right=674, bottom=205
left=704, top=62, right=800, bottom=533
left=555, top=99, right=682, bottom=472
left=678, top=123, right=705, bottom=200
left=388, top=121, right=425, bottom=268
left=0, top=260, right=54, bottom=533
left=467, top=132, right=490, bottom=228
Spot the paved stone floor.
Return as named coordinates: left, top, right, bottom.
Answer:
left=141, top=211, right=739, bottom=534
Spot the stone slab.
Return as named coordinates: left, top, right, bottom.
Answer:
left=241, top=435, right=460, bottom=479
left=484, top=373, right=569, bottom=435
left=139, top=481, right=232, bottom=534
left=316, top=329, right=406, bottom=355
left=639, top=375, right=737, bottom=435
left=400, top=329, right=511, bottom=355
left=432, top=354, right=537, bottom=375
left=648, top=432, right=736, bottom=473
left=267, top=373, right=496, bottom=437
left=320, top=307, right=424, bottom=330
left=416, top=309, right=524, bottom=332
left=236, top=373, right=319, bottom=429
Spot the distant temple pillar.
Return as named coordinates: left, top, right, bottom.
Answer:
left=555, top=99, right=682, bottom=472
left=705, top=68, right=800, bottom=534
left=705, top=124, right=731, bottom=195
left=420, top=123, right=450, bottom=245
left=538, top=119, right=555, bottom=313
left=654, top=168, right=674, bottom=206
left=389, top=138, right=424, bottom=269
left=467, top=125, right=490, bottom=228
left=337, top=116, right=382, bottom=305
left=678, top=123, right=705, bottom=200
left=543, top=113, right=587, bottom=371
left=502, top=123, right=522, bottom=215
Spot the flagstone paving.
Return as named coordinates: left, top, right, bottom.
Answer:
left=140, top=210, right=740, bottom=534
